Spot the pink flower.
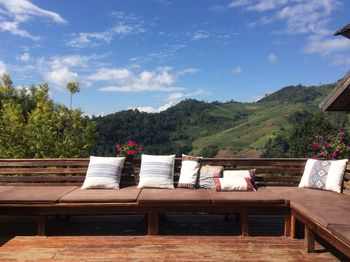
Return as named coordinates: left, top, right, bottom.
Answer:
left=127, top=140, right=138, bottom=147
left=327, top=143, right=332, bottom=148
left=313, top=143, right=320, bottom=148
left=329, top=153, right=336, bottom=159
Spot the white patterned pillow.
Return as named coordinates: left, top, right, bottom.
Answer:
left=137, top=154, right=175, bottom=189
left=299, top=159, right=348, bottom=193
left=178, top=154, right=201, bottom=189
left=198, top=165, right=223, bottom=189
left=81, top=156, right=125, bottom=189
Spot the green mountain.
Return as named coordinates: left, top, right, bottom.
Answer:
left=92, top=83, right=337, bottom=157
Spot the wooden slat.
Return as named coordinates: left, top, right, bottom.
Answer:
left=0, top=168, right=88, bottom=174
left=255, top=176, right=301, bottom=182
left=0, top=159, right=89, bottom=167
left=0, top=176, right=85, bottom=182
left=342, top=182, right=350, bottom=190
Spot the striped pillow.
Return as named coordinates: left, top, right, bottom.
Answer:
left=178, top=154, right=201, bottom=189
left=137, top=154, right=175, bottom=189
left=82, top=156, right=125, bottom=189
left=198, top=165, right=223, bottom=189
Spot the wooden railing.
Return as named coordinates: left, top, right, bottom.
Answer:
left=0, top=158, right=348, bottom=191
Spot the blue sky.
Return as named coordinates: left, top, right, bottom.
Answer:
left=0, top=0, right=349, bottom=116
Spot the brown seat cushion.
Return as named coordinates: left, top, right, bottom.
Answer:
left=138, top=188, right=211, bottom=205
left=0, top=186, right=14, bottom=194
left=0, top=186, right=77, bottom=203
left=60, top=186, right=141, bottom=203
left=328, top=224, right=350, bottom=246
left=208, top=187, right=285, bottom=205
left=265, top=187, right=350, bottom=203
left=291, top=200, right=350, bottom=227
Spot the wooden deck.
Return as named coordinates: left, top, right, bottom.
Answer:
left=0, top=214, right=347, bottom=261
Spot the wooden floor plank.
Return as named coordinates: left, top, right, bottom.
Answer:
left=0, top=214, right=346, bottom=261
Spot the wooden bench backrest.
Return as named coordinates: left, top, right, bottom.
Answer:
left=0, top=158, right=349, bottom=192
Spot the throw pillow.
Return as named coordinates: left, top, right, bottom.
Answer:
left=214, top=177, right=255, bottom=191
left=198, top=165, right=223, bottom=189
left=223, top=169, right=257, bottom=189
left=298, top=159, right=348, bottom=193
left=137, top=154, right=176, bottom=189
left=178, top=154, right=201, bottom=189
left=81, top=156, right=125, bottom=189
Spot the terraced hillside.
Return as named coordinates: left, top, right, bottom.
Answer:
left=93, top=84, right=336, bottom=157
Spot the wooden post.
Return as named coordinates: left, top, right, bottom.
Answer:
left=148, top=213, right=159, bottom=236
left=284, top=212, right=291, bottom=237
left=290, top=215, right=296, bottom=239
left=304, top=225, right=315, bottom=253
left=241, top=211, right=249, bottom=236
left=37, top=214, right=46, bottom=236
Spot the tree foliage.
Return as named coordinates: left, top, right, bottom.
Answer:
left=262, top=111, right=349, bottom=158
left=0, top=74, right=96, bottom=158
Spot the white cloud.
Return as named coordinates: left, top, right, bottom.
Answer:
left=0, top=0, right=66, bottom=40
left=228, top=0, right=251, bottom=8
left=88, top=68, right=132, bottom=81
left=36, top=54, right=104, bottom=90
left=331, top=55, right=350, bottom=66
left=246, top=0, right=287, bottom=12
left=0, top=60, right=7, bottom=75
left=17, top=52, right=30, bottom=62
left=267, top=53, right=277, bottom=64
left=156, top=0, right=171, bottom=5
left=232, top=66, right=243, bottom=75
left=276, top=0, right=340, bottom=35
left=67, top=12, right=146, bottom=48
left=223, top=0, right=346, bottom=65
left=97, top=67, right=199, bottom=93
left=305, top=35, right=350, bottom=56
left=98, top=68, right=180, bottom=92
left=177, top=68, right=201, bottom=76
left=191, top=30, right=211, bottom=41
left=134, top=89, right=207, bottom=113
left=44, top=67, right=78, bottom=88
left=135, top=103, right=173, bottom=113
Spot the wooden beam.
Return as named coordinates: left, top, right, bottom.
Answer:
left=304, top=225, right=315, bottom=253
left=37, top=214, right=46, bottom=236
left=147, top=213, right=159, bottom=236
left=241, top=211, right=249, bottom=236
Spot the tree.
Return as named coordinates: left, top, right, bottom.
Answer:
left=0, top=74, right=96, bottom=158
left=66, top=82, right=80, bottom=109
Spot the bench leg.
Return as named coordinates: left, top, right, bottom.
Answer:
left=241, top=211, right=249, bottom=236
left=284, top=212, right=291, bottom=237
left=304, top=225, right=315, bottom=253
left=290, top=214, right=296, bottom=239
left=37, top=214, right=46, bottom=236
left=147, top=213, right=159, bottom=235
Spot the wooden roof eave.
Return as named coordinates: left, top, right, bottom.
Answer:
left=334, top=23, right=350, bottom=39
left=319, top=70, right=350, bottom=111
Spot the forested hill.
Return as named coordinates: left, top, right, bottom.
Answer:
left=92, top=83, right=342, bottom=157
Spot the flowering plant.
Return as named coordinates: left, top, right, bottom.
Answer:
left=312, top=130, right=350, bottom=159
left=115, top=139, right=143, bottom=161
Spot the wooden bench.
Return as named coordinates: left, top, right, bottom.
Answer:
left=0, top=158, right=349, bottom=257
